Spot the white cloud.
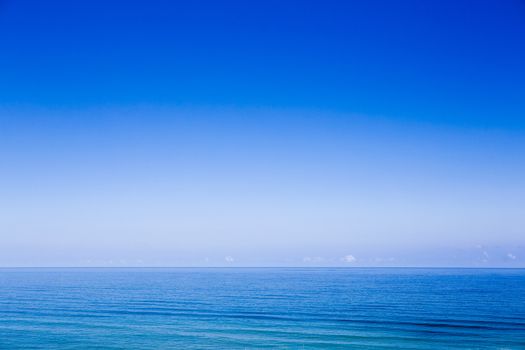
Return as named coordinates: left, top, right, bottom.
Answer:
left=507, top=253, right=517, bottom=260
left=224, top=256, right=234, bottom=263
left=342, top=255, right=356, bottom=263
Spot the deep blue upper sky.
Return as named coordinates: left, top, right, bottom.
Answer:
left=1, top=0, right=524, bottom=127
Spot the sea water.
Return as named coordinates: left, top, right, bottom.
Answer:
left=0, top=268, right=524, bottom=349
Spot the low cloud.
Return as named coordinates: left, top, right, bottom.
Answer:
left=341, top=255, right=356, bottom=263
left=224, top=256, right=234, bottom=263
left=507, top=253, right=517, bottom=260
left=481, top=251, right=489, bottom=262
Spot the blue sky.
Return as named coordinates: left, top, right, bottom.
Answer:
left=1, top=0, right=524, bottom=267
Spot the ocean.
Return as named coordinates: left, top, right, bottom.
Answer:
left=0, top=268, right=524, bottom=349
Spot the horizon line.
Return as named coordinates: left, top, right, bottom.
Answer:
left=1, top=266, right=524, bottom=270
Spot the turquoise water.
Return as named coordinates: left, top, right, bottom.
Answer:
left=0, top=268, right=524, bottom=349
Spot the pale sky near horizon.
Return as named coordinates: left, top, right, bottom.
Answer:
left=1, top=0, right=524, bottom=267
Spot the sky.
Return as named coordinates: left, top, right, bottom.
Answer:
left=0, top=0, right=524, bottom=267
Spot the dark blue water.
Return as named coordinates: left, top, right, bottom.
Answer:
left=0, top=268, right=524, bottom=349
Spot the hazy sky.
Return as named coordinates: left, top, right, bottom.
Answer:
left=1, top=1, right=524, bottom=267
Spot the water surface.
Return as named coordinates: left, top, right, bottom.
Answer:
left=0, top=268, right=524, bottom=349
